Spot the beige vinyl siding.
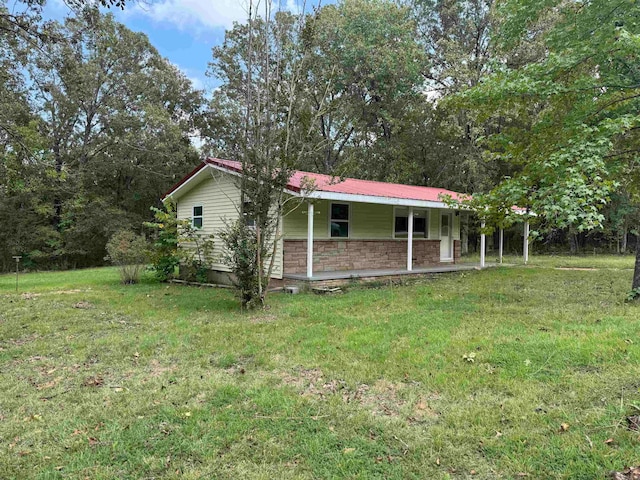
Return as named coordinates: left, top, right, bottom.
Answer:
left=283, top=200, right=463, bottom=242
left=283, top=199, right=330, bottom=239
left=175, top=169, right=283, bottom=279
left=453, top=213, right=460, bottom=240
left=429, top=209, right=440, bottom=239
left=351, top=203, right=393, bottom=238
left=283, top=200, right=393, bottom=239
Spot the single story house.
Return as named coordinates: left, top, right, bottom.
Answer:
left=163, top=158, right=523, bottom=286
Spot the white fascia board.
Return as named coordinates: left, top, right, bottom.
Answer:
left=163, top=163, right=242, bottom=203
left=301, top=190, right=470, bottom=210
left=163, top=167, right=208, bottom=203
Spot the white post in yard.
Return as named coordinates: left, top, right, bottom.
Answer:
left=499, top=228, right=504, bottom=264
left=480, top=220, right=486, bottom=268
left=407, top=207, right=414, bottom=271
left=307, top=201, right=314, bottom=278
left=523, top=220, right=530, bottom=265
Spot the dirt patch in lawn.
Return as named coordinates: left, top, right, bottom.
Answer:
left=20, top=292, right=41, bottom=300
left=555, top=267, right=599, bottom=271
left=248, top=314, right=278, bottom=324
left=3, top=334, right=40, bottom=349
left=148, top=359, right=178, bottom=377
left=73, top=301, right=93, bottom=309
left=280, top=368, right=440, bottom=421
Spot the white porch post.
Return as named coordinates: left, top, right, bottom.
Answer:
left=499, top=228, right=504, bottom=264
left=407, top=207, right=414, bottom=271
left=523, top=220, right=530, bottom=265
left=480, top=220, right=486, bottom=268
left=306, top=201, right=314, bottom=278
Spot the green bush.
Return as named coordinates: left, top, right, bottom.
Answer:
left=145, top=205, right=181, bottom=281
left=219, top=219, right=263, bottom=309
left=145, top=204, right=215, bottom=283
left=105, top=230, right=149, bottom=284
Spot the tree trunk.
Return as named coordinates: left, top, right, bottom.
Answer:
left=621, top=224, right=628, bottom=254
left=569, top=231, right=578, bottom=254
left=633, top=238, right=640, bottom=291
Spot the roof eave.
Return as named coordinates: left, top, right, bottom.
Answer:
left=293, top=189, right=470, bottom=210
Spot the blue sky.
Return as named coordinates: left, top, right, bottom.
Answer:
left=44, top=0, right=267, bottom=92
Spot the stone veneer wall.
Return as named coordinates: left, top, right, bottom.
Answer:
left=454, top=240, right=461, bottom=264
left=283, top=239, right=452, bottom=275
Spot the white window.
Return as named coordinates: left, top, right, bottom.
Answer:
left=243, top=201, right=255, bottom=228
left=192, top=205, right=203, bottom=229
left=330, top=203, right=349, bottom=238
left=394, top=208, right=428, bottom=238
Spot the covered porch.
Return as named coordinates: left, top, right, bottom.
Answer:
left=291, top=200, right=531, bottom=281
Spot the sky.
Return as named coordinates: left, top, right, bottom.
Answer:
left=44, top=0, right=267, bottom=92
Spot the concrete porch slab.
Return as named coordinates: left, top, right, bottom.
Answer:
left=284, top=263, right=496, bottom=282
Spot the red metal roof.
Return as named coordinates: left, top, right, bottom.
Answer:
left=165, top=157, right=469, bottom=203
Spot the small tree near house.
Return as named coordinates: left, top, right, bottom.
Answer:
left=215, top=1, right=325, bottom=309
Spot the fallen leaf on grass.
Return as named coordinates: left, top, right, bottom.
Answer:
left=605, top=438, right=615, bottom=445
left=610, top=466, right=640, bottom=480
left=87, top=437, right=98, bottom=446
left=560, top=423, right=570, bottom=432
left=343, top=448, right=355, bottom=454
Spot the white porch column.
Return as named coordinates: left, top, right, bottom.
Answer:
left=499, top=228, right=504, bottom=264
left=306, top=201, right=314, bottom=278
left=407, top=207, right=414, bottom=271
left=523, top=220, right=530, bottom=265
left=480, top=220, right=486, bottom=268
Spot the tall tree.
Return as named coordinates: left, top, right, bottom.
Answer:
left=205, top=0, right=426, bottom=180
left=454, top=0, right=640, bottom=293
left=301, top=0, right=425, bottom=177
left=0, top=8, right=202, bottom=269
left=213, top=2, right=320, bottom=308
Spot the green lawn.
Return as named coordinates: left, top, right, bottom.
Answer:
left=1, top=258, right=639, bottom=479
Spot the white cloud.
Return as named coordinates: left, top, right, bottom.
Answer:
left=130, top=0, right=306, bottom=32
left=132, top=0, right=250, bottom=31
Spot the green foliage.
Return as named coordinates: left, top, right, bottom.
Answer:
left=144, top=204, right=182, bottom=281
left=454, top=0, right=640, bottom=227
left=219, top=219, right=263, bottom=309
left=626, top=287, right=640, bottom=303
left=451, top=0, right=640, bottom=289
left=0, top=8, right=201, bottom=272
left=145, top=203, right=216, bottom=283
left=105, top=230, right=149, bottom=284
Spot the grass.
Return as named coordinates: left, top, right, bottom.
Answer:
left=1, top=257, right=639, bottom=479
left=461, top=251, right=637, bottom=269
